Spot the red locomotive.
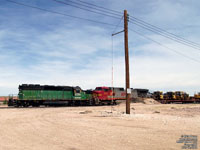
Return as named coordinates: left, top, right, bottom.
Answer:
left=93, top=87, right=133, bottom=105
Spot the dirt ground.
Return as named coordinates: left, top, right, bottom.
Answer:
left=0, top=101, right=199, bottom=150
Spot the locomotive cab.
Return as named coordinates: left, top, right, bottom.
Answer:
left=93, top=87, right=113, bottom=101
left=73, top=86, right=82, bottom=100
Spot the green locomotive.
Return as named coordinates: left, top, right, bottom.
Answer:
left=8, top=84, right=93, bottom=107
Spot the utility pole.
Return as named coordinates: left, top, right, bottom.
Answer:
left=112, top=10, right=130, bottom=114
left=124, top=10, right=131, bottom=114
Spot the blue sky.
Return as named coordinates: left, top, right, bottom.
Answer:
left=0, top=0, right=200, bottom=95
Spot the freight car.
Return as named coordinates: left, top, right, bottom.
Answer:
left=8, top=84, right=94, bottom=107
left=194, top=92, right=200, bottom=99
left=153, top=91, right=164, bottom=100
left=154, top=91, right=200, bottom=104
left=175, top=91, right=189, bottom=100
left=164, top=92, right=176, bottom=100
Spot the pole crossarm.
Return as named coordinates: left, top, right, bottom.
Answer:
left=112, top=30, right=124, bottom=36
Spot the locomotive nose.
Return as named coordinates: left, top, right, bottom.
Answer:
left=93, top=91, right=102, bottom=96
left=93, top=90, right=100, bottom=94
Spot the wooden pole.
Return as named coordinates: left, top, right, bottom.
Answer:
left=124, top=10, right=130, bottom=114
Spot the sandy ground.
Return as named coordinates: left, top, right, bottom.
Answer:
left=0, top=102, right=199, bottom=150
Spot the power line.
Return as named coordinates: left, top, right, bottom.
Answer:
left=129, top=20, right=200, bottom=51
left=6, top=0, right=200, bottom=64
left=54, top=0, right=124, bottom=34
left=110, top=15, right=124, bottom=96
left=6, top=0, right=119, bottom=27
left=129, top=28, right=200, bottom=64
left=55, top=0, right=124, bottom=35
left=74, top=0, right=122, bottom=15
left=129, top=19, right=200, bottom=50
left=62, top=0, right=121, bottom=17
left=130, top=16, right=200, bottom=48
left=65, top=0, right=200, bottom=51
left=54, top=0, right=121, bottom=19
left=112, top=15, right=123, bottom=34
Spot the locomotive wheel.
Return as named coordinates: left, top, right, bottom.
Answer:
left=32, top=103, right=40, bottom=107
left=98, top=101, right=102, bottom=106
left=23, top=104, right=28, bottom=107
left=24, top=102, right=30, bottom=107
left=93, top=98, right=100, bottom=106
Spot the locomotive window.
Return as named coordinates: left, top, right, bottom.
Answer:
left=76, top=90, right=80, bottom=93
left=95, top=87, right=102, bottom=91
left=104, top=89, right=109, bottom=92
left=119, top=88, right=124, bottom=91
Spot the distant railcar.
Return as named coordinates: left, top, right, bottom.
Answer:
left=194, top=92, right=200, bottom=100
left=157, top=91, right=200, bottom=104
left=153, top=91, right=164, bottom=100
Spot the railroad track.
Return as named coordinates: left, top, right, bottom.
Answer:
left=0, top=104, right=112, bottom=109
left=0, top=106, right=58, bottom=109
